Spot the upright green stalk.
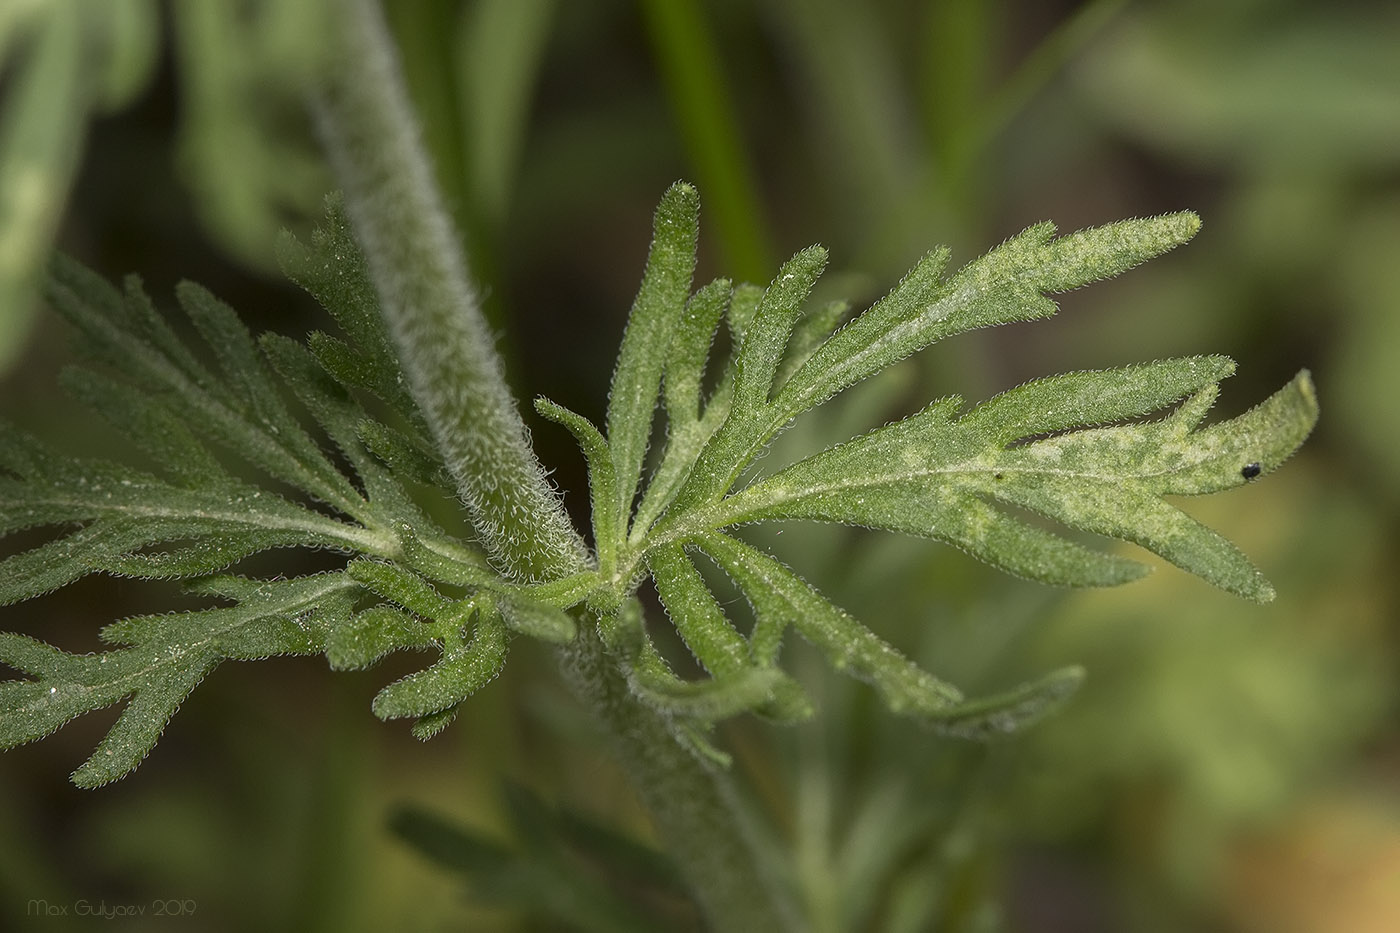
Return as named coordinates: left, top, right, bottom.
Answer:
left=560, top=629, right=800, bottom=931
left=309, top=1, right=793, bottom=927
left=311, top=0, right=585, bottom=584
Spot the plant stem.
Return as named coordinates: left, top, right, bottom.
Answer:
left=310, top=2, right=795, bottom=926
left=311, top=0, right=586, bottom=584
left=560, top=627, right=799, bottom=932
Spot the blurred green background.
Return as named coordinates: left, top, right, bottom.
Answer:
left=1, top=0, right=1397, bottom=930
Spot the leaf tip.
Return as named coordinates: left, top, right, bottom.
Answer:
left=369, top=689, right=400, bottom=721
left=1169, top=210, right=1202, bottom=243
left=1293, top=368, right=1319, bottom=418
left=1049, top=664, right=1087, bottom=692
left=666, top=179, right=699, bottom=200
left=1120, top=559, right=1155, bottom=584
left=71, top=752, right=133, bottom=790
left=1247, top=577, right=1278, bottom=604
left=659, top=180, right=701, bottom=220
left=410, top=705, right=461, bottom=740
left=1202, top=353, right=1236, bottom=380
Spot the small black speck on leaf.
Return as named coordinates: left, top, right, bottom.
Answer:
left=1241, top=462, right=1261, bottom=479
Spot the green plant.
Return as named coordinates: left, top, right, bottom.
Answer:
left=0, top=1, right=1318, bottom=928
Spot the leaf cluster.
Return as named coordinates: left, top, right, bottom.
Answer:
left=0, top=185, right=1317, bottom=786
left=537, top=183, right=1316, bottom=753
left=0, top=198, right=573, bottom=785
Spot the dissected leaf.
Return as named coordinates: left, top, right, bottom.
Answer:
left=0, top=573, right=357, bottom=787
left=731, top=246, right=828, bottom=414
left=775, top=297, right=850, bottom=391
left=648, top=542, right=752, bottom=678
left=372, top=601, right=508, bottom=719
left=696, top=533, right=1088, bottom=733
left=0, top=421, right=366, bottom=604
left=703, top=362, right=1316, bottom=601
left=411, top=703, right=464, bottom=741
left=45, top=257, right=369, bottom=519
left=0, top=181, right=1320, bottom=791
left=326, top=604, right=435, bottom=670
left=0, top=234, right=515, bottom=785
left=626, top=653, right=791, bottom=722
left=278, top=194, right=394, bottom=366
left=356, top=418, right=453, bottom=489
left=392, top=521, right=497, bottom=587
left=347, top=558, right=450, bottom=618
left=668, top=215, right=1202, bottom=516
left=781, top=213, right=1199, bottom=416
left=59, top=366, right=224, bottom=486
left=571, top=197, right=1311, bottom=744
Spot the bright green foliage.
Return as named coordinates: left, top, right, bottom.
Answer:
left=712, top=361, right=1316, bottom=602
left=608, top=182, right=701, bottom=526
left=539, top=193, right=1316, bottom=740
left=0, top=186, right=1318, bottom=787
left=369, top=600, right=507, bottom=721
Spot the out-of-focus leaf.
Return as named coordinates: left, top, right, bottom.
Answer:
left=1079, top=8, right=1400, bottom=172
left=170, top=0, right=330, bottom=268
left=458, top=0, right=556, bottom=223
left=0, top=2, right=86, bottom=374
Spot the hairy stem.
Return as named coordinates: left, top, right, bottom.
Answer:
left=560, top=627, right=799, bottom=932
left=309, top=1, right=791, bottom=925
left=311, top=0, right=586, bottom=583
